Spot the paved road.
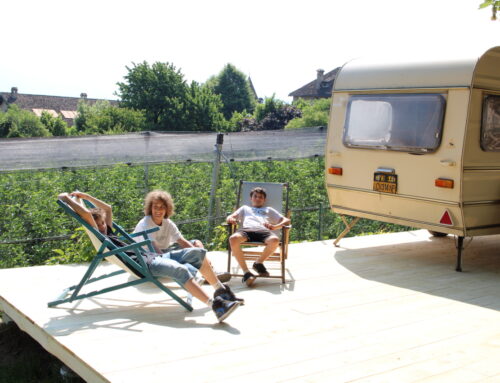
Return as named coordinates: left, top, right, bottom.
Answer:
left=0, top=128, right=327, bottom=170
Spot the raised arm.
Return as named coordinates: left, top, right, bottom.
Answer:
left=70, top=191, right=113, bottom=228
left=58, top=192, right=97, bottom=229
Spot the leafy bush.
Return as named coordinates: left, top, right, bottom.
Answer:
left=0, top=158, right=412, bottom=268
left=74, top=100, right=146, bottom=134
left=286, top=98, right=331, bottom=129
left=0, top=105, right=51, bottom=138
left=234, top=96, right=302, bottom=131
left=40, top=111, right=69, bottom=136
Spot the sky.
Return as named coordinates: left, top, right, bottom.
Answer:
left=1, top=0, right=498, bottom=103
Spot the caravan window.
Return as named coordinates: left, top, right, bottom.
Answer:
left=343, top=94, right=446, bottom=152
left=481, top=95, right=500, bottom=152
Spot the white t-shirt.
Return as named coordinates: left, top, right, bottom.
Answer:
left=133, top=216, right=181, bottom=250
left=235, top=205, right=284, bottom=229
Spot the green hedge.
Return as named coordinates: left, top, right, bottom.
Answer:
left=0, top=157, right=412, bottom=268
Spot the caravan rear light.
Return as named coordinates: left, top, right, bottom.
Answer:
left=328, top=167, right=343, bottom=175
left=435, top=178, right=454, bottom=188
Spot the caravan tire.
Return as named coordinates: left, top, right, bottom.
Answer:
left=428, top=230, right=448, bottom=237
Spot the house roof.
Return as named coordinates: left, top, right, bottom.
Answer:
left=288, top=68, right=340, bottom=98
left=0, top=88, right=118, bottom=125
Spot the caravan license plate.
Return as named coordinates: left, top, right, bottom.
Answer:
left=373, top=172, right=398, bottom=194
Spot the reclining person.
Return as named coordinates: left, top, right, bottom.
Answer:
left=58, top=191, right=242, bottom=323
left=226, top=186, right=290, bottom=286
left=134, top=190, right=230, bottom=284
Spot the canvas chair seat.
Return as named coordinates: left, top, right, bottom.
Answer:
left=48, top=198, right=193, bottom=311
left=227, top=181, right=291, bottom=283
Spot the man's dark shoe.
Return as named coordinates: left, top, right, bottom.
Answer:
left=212, top=296, right=240, bottom=322
left=252, top=262, right=270, bottom=277
left=214, top=284, right=245, bottom=305
left=242, top=271, right=256, bottom=287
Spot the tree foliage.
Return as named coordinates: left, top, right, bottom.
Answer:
left=116, top=61, right=227, bottom=132
left=285, top=98, right=331, bottom=129
left=233, top=96, right=301, bottom=131
left=74, top=100, right=146, bottom=135
left=0, top=105, right=51, bottom=138
left=479, top=0, right=500, bottom=20
left=208, top=64, right=255, bottom=119
left=227, top=110, right=256, bottom=132
left=185, top=82, right=228, bottom=131
left=40, top=111, right=70, bottom=136
left=117, top=61, right=188, bottom=131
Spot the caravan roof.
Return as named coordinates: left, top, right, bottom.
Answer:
left=334, top=46, right=500, bottom=91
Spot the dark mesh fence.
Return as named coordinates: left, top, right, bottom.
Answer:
left=0, top=127, right=326, bottom=171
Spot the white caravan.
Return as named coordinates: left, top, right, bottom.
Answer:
left=325, top=47, right=500, bottom=271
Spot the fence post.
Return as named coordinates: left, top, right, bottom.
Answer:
left=207, top=133, right=224, bottom=243
left=318, top=202, right=324, bottom=241
left=143, top=164, right=149, bottom=194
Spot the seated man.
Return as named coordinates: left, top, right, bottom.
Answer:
left=226, top=187, right=291, bottom=286
left=58, top=191, right=242, bottom=323
left=134, top=190, right=230, bottom=283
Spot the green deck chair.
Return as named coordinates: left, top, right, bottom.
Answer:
left=227, top=181, right=291, bottom=283
left=48, top=198, right=193, bottom=311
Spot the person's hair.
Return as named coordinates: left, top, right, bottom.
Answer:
left=250, top=187, right=267, bottom=199
left=144, top=190, right=175, bottom=218
left=90, top=207, right=105, bottom=222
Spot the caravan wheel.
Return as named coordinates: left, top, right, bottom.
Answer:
left=428, top=230, right=448, bottom=237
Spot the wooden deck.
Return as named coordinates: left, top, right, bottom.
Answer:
left=0, top=230, right=499, bottom=383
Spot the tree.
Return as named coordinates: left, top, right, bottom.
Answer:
left=232, top=96, right=301, bottom=131
left=254, top=96, right=301, bottom=131
left=0, top=105, right=51, bottom=138
left=116, top=61, right=188, bottom=130
left=40, top=111, right=69, bottom=136
left=74, top=101, right=146, bottom=135
left=285, top=98, right=331, bottom=129
left=208, top=64, right=255, bottom=119
left=185, top=82, right=228, bottom=131
left=479, top=0, right=499, bottom=20
left=227, top=110, right=257, bottom=132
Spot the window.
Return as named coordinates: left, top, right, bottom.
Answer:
left=481, top=95, right=500, bottom=151
left=343, top=94, right=446, bottom=153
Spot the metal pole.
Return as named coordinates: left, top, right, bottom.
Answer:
left=143, top=164, right=149, bottom=194
left=206, top=133, right=224, bottom=243
left=318, top=202, right=323, bottom=241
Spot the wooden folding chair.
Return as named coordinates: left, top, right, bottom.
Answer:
left=48, top=198, right=193, bottom=311
left=227, top=181, right=291, bottom=283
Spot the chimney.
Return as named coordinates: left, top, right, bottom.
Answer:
left=316, top=69, right=324, bottom=90
left=80, top=93, right=87, bottom=99
left=8, top=87, right=18, bottom=102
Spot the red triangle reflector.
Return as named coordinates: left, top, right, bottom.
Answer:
left=440, top=210, right=453, bottom=225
